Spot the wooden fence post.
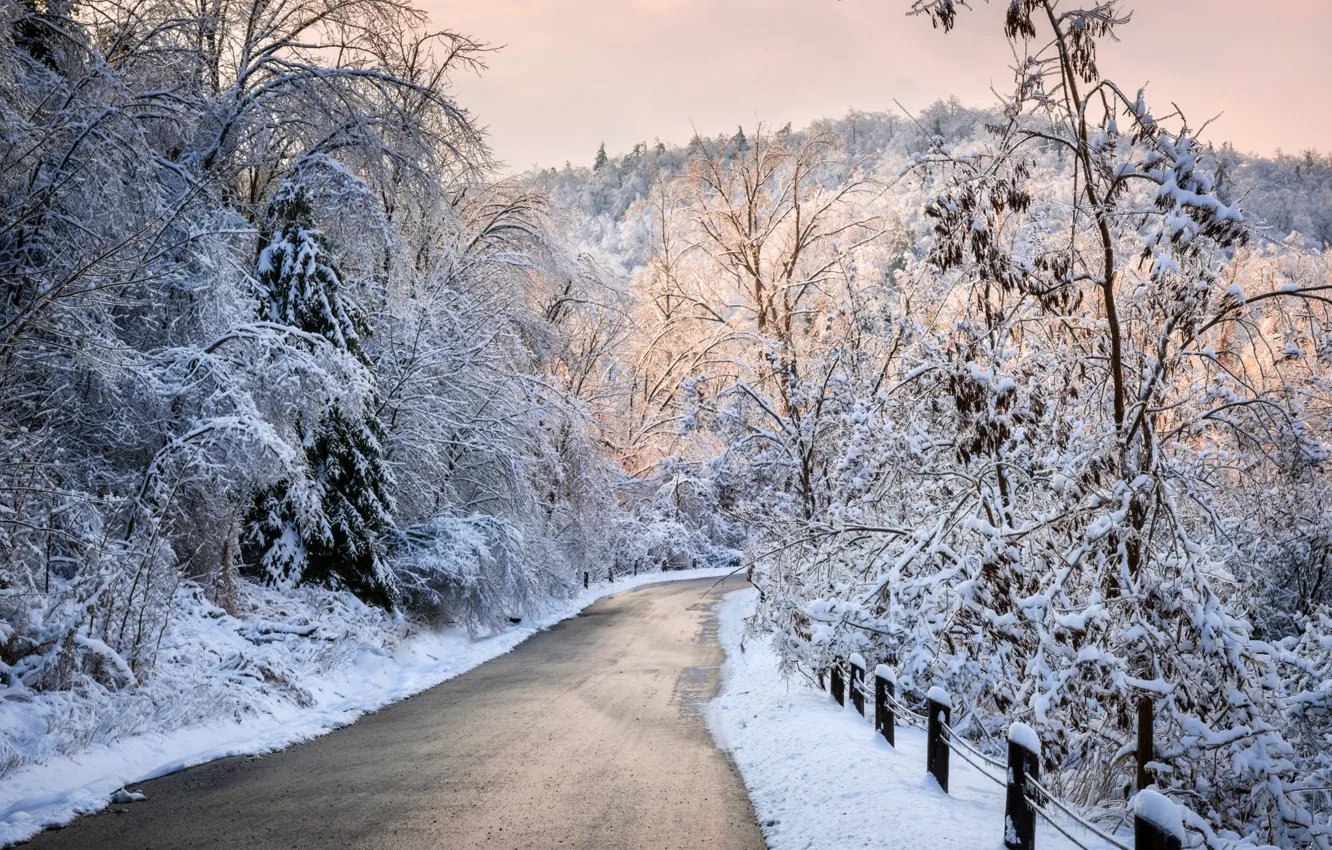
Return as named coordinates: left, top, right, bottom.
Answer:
left=583, top=571, right=588, bottom=589
left=849, top=654, right=866, bottom=716
left=608, top=567, right=613, bottom=583
left=1004, top=722, right=1041, bottom=850
left=926, top=686, right=951, bottom=793
left=830, top=661, right=845, bottom=707
left=1134, top=789, right=1183, bottom=850
left=1137, top=695, right=1154, bottom=791
left=874, top=665, right=895, bottom=746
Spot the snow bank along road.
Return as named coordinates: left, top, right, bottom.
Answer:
left=22, top=576, right=766, bottom=850
left=711, top=588, right=1124, bottom=850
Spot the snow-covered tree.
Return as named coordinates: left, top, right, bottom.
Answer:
left=244, top=183, right=396, bottom=607
left=0, top=0, right=639, bottom=725
left=723, top=4, right=1332, bottom=847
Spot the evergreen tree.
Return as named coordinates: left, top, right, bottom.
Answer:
left=1213, top=141, right=1240, bottom=203
left=731, top=126, right=749, bottom=152
left=243, top=183, right=396, bottom=608
left=593, top=142, right=608, bottom=170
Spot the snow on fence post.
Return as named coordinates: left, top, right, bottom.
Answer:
left=874, top=665, right=896, bottom=747
left=1004, top=722, right=1041, bottom=850
left=849, top=654, right=866, bottom=715
left=926, top=686, right=951, bottom=793
left=1136, top=695, right=1154, bottom=791
left=830, top=661, right=846, bottom=707
left=1134, top=789, right=1183, bottom=850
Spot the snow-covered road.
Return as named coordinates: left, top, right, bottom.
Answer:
left=16, top=575, right=764, bottom=850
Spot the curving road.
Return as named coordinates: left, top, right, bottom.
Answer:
left=26, top=575, right=766, bottom=850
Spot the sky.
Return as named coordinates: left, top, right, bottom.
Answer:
left=427, top=0, right=1331, bottom=172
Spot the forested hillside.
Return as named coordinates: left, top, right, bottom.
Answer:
left=1, top=0, right=1330, bottom=847
left=538, top=106, right=1332, bottom=260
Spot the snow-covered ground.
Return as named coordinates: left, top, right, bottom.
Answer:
left=709, top=588, right=1128, bottom=850
left=0, top=567, right=735, bottom=846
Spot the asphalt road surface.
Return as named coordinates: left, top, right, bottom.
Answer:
left=25, top=575, right=766, bottom=850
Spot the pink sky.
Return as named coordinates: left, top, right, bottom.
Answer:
left=428, top=0, right=1330, bottom=171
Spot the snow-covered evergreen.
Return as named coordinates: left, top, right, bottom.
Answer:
left=245, top=183, right=396, bottom=608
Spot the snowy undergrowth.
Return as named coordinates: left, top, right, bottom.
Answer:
left=709, top=589, right=1127, bottom=850
left=0, top=567, right=734, bottom=846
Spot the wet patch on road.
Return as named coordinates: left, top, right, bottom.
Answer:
left=673, top=587, right=726, bottom=720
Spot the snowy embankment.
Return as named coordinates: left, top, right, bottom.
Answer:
left=709, top=589, right=1126, bottom=850
left=0, top=568, right=735, bottom=846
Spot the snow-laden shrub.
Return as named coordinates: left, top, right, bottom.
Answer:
left=389, top=515, right=543, bottom=634
left=1284, top=609, right=1332, bottom=818
left=0, top=580, right=393, bottom=781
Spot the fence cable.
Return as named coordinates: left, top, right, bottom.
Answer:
left=940, top=721, right=1008, bottom=772
left=840, top=678, right=920, bottom=726
left=1024, top=793, right=1097, bottom=850
left=942, top=732, right=1007, bottom=787
left=1025, top=774, right=1134, bottom=850
left=860, top=684, right=1003, bottom=785
left=881, top=690, right=929, bottom=724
